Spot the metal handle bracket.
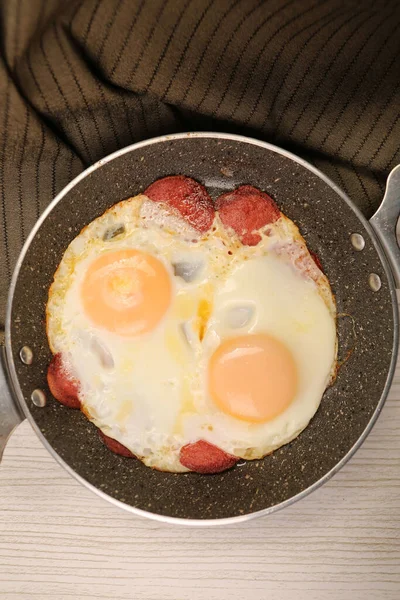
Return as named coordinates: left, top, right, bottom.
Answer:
left=0, top=345, right=24, bottom=462
left=370, top=165, right=400, bottom=288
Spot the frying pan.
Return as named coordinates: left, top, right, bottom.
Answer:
left=1, top=132, right=399, bottom=525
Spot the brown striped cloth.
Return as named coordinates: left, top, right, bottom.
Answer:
left=1, top=0, right=399, bottom=324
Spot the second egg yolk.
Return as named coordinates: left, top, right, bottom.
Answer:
left=81, top=249, right=171, bottom=336
left=208, top=334, right=298, bottom=423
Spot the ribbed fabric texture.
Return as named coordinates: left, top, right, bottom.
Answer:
left=1, top=0, right=399, bottom=322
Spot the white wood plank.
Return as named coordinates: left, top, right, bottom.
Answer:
left=1, top=315, right=399, bottom=600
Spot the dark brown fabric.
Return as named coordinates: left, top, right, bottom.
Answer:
left=1, top=0, right=400, bottom=323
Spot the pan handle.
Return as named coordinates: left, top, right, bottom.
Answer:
left=370, top=164, right=400, bottom=288
left=0, top=345, right=24, bottom=462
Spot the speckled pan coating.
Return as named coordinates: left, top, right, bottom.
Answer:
left=9, top=135, right=396, bottom=521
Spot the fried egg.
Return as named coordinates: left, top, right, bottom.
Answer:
left=47, top=193, right=337, bottom=472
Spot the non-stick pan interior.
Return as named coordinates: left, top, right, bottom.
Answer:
left=8, top=135, right=396, bottom=521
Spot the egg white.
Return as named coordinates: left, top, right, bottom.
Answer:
left=185, top=250, right=336, bottom=460
left=47, top=194, right=337, bottom=472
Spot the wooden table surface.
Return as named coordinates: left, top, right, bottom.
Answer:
left=1, top=321, right=399, bottom=599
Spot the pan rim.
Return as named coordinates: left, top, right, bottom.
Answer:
left=5, top=131, right=399, bottom=526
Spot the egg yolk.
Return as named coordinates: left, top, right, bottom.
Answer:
left=208, top=334, right=297, bottom=422
left=81, top=249, right=171, bottom=336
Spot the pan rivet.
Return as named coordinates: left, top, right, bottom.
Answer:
left=31, top=389, right=46, bottom=407
left=368, top=273, right=381, bottom=291
left=19, top=346, right=33, bottom=365
left=350, top=233, right=365, bottom=251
